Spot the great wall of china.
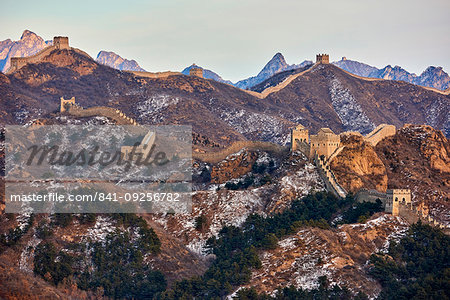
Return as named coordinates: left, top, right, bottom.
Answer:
left=60, top=97, right=137, bottom=125
left=290, top=122, right=449, bottom=229
left=128, top=70, right=182, bottom=79
left=192, top=141, right=287, bottom=164
left=7, top=38, right=449, bottom=98
left=314, top=153, right=347, bottom=198
left=18, top=38, right=444, bottom=230
left=397, top=202, right=449, bottom=232
left=6, top=36, right=93, bottom=74
left=246, top=53, right=450, bottom=98
left=67, top=106, right=137, bottom=125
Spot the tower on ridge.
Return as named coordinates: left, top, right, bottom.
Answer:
left=53, top=36, right=69, bottom=49
left=189, top=64, right=203, bottom=78
left=316, top=54, right=329, bottom=64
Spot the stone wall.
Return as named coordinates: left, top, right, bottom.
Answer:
left=129, top=71, right=182, bottom=79
left=6, top=36, right=93, bottom=74
left=355, top=189, right=387, bottom=205
left=364, top=124, right=396, bottom=146
left=398, top=203, right=449, bottom=230
left=193, top=141, right=287, bottom=164
left=67, top=106, right=137, bottom=125
left=8, top=45, right=56, bottom=73
left=310, top=128, right=340, bottom=158
left=314, top=153, right=347, bottom=198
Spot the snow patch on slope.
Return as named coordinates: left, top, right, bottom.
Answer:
left=136, top=94, right=179, bottom=123
left=329, top=78, right=374, bottom=134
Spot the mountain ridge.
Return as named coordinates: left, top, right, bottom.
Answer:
left=0, top=30, right=52, bottom=72
left=2, top=30, right=449, bottom=92
left=235, top=52, right=312, bottom=89
left=1, top=47, right=448, bottom=142
left=96, top=50, right=146, bottom=72
left=334, top=58, right=450, bottom=91
left=181, top=64, right=233, bottom=85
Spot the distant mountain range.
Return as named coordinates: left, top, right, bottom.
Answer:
left=96, top=51, right=146, bottom=72
left=235, top=53, right=313, bottom=90
left=1, top=44, right=448, bottom=139
left=1, top=30, right=449, bottom=92
left=333, top=58, right=450, bottom=91
left=181, top=64, right=233, bottom=85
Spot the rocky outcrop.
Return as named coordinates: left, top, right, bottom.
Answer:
left=331, top=135, right=387, bottom=193
left=209, top=150, right=258, bottom=183
left=96, top=50, right=146, bottom=72
left=333, top=58, right=378, bottom=77
left=415, top=66, right=450, bottom=91
left=375, top=125, right=450, bottom=223
left=0, top=30, right=52, bottom=73
left=235, top=52, right=311, bottom=89
left=241, top=214, right=409, bottom=298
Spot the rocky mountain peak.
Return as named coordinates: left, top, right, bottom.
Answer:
left=0, top=30, right=51, bottom=72
left=235, top=52, right=294, bottom=89
left=258, top=52, right=288, bottom=77
left=20, top=29, right=39, bottom=40
left=332, top=58, right=378, bottom=77
left=95, top=50, right=145, bottom=72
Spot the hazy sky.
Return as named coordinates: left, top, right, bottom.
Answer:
left=1, top=0, right=449, bottom=82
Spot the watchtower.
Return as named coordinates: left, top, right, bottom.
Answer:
left=385, top=189, right=411, bottom=216
left=310, top=128, right=340, bottom=159
left=60, top=96, right=75, bottom=112
left=316, top=54, right=329, bottom=64
left=291, top=125, right=309, bottom=151
left=9, top=57, right=28, bottom=72
left=53, top=36, right=69, bottom=50
left=189, top=64, right=203, bottom=78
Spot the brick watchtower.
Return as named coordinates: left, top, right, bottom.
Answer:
left=53, top=36, right=69, bottom=49
left=60, top=96, right=75, bottom=112
left=189, top=64, right=203, bottom=78
left=316, top=54, right=329, bottom=64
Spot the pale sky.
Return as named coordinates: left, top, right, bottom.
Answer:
left=1, top=0, right=449, bottom=82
